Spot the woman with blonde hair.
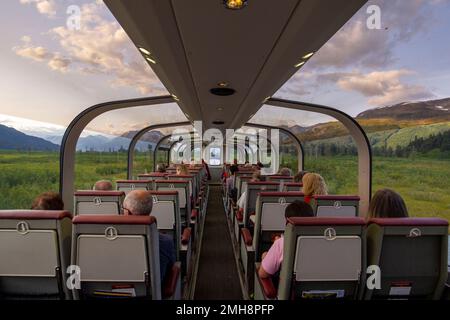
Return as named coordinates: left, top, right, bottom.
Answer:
left=176, top=164, right=189, bottom=175
left=302, top=173, right=328, bottom=204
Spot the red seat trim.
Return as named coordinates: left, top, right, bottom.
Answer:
left=191, top=209, right=198, bottom=220
left=259, top=192, right=304, bottom=197
left=288, top=217, right=366, bottom=226
left=0, top=210, right=72, bottom=220
left=163, top=263, right=180, bottom=298
left=313, top=195, right=360, bottom=201
left=116, top=180, right=151, bottom=184
left=74, top=191, right=125, bottom=197
left=148, top=191, right=178, bottom=196
left=369, top=218, right=449, bottom=227
left=258, top=273, right=277, bottom=299
left=247, top=182, right=279, bottom=186
left=181, top=227, right=192, bottom=245
left=285, top=183, right=303, bottom=187
left=155, top=180, right=189, bottom=184
left=73, top=215, right=156, bottom=225
left=236, top=208, right=243, bottom=222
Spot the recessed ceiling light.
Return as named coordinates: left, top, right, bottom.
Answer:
left=294, top=61, right=305, bottom=68
left=146, top=57, right=156, bottom=64
left=139, top=47, right=151, bottom=55
left=218, top=81, right=229, bottom=87
left=224, top=0, right=247, bottom=10
left=302, top=52, right=315, bottom=59
left=210, top=87, right=236, bottom=96
left=217, top=107, right=224, bottom=111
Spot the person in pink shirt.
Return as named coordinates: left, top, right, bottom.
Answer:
left=258, top=200, right=314, bottom=279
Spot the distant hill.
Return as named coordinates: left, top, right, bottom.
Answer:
left=121, top=130, right=165, bottom=143
left=356, top=98, right=450, bottom=121
left=0, top=124, right=59, bottom=151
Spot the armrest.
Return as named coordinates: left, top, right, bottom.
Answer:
left=163, top=262, right=181, bottom=298
left=241, top=228, right=253, bottom=246
left=235, top=208, right=243, bottom=222
left=257, top=271, right=277, bottom=299
left=191, top=209, right=198, bottom=220
left=181, top=227, right=192, bottom=245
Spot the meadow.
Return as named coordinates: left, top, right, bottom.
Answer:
left=0, top=150, right=449, bottom=224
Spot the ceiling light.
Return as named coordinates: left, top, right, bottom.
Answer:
left=218, top=81, right=229, bottom=87
left=302, top=52, right=315, bottom=59
left=146, top=57, right=156, bottom=64
left=217, top=107, right=224, bottom=111
left=224, top=0, right=247, bottom=10
left=294, top=61, right=305, bottom=68
left=171, top=94, right=180, bottom=102
left=210, top=87, right=236, bottom=96
left=139, top=47, right=151, bottom=55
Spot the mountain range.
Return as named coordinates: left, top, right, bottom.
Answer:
left=0, top=124, right=59, bottom=151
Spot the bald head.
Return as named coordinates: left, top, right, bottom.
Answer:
left=93, top=180, right=113, bottom=191
left=123, top=190, right=153, bottom=216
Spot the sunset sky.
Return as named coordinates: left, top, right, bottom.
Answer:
left=0, top=0, right=449, bottom=134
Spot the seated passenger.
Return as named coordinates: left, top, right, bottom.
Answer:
left=293, top=170, right=309, bottom=183
left=93, top=180, right=113, bottom=191
left=367, top=188, right=409, bottom=219
left=176, top=164, right=189, bottom=175
left=278, top=167, right=292, bottom=176
left=258, top=200, right=314, bottom=279
left=123, top=190, right=176, bottom=282
left=302, top=173, right=328, bottom=204
left=156, top=163, right=167, bottom=173
left=202, top=158, right=211, bottom=180
left=31, top=192, right=64, bottom=210
left=226, top=164, right=239, bottom=203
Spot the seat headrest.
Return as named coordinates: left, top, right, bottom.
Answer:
left=285, top=183, right=303, bottom=187
left=0, top=210, right=72, bottom=220
left=156, top=180, right=189, bottom=184
left=247, top=182, right=279, bottom=186
left=268, top=176, right=293, bottom=179
left=288, top=217, right=366, bottom=226
left=167, top=175, right=193, bottom=178
left=74, top=191, right=125, bottom=197
left=148, top=191, right=178, bottom=196
left=369, top=218, right=449, bottom=227
left=73, top=215, right=156, bottom=225
left=259, top=192, right=304, bottom=197
left=139, top=173, right=167, bottom=176
left=313, top=195, right=360, bottom=201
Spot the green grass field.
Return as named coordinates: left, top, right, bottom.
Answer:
left=0, top=151, right=449, bottom=223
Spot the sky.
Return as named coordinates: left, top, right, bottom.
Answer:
left=0, top=0, right=449, bottom=134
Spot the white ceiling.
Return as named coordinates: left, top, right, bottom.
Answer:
left=104, top=0, right=367, bottom=130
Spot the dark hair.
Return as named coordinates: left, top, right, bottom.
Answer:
left=285, top=200, right=314, bottom=219
left=230, top=164, right=239, bottom=175
left=294, top=171, right=308, bottom=183
left=31, top=192, right=64, bottom=210
left=368, top=188, right=409, bottom=219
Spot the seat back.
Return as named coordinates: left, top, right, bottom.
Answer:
left=237, top=176, right=252, bottom=198
left=71, top=215, right=161, bottom=299
left=167, top=175, right=195, bottom=200
left=0, top=210, right=72, bottom=299
left=148, top=191, right=181, bottom=260
left=243, top=182, right=279, bottom=226
left=74, top=191, right=125, bottom=216
left=253, top=192, right=305, bottom=260
left=116, top=180, right=152, bottom=195
left=267, top=176, right=294, bottom=183
left=155, top=180, right=190, bottom=225
left=365, top=218, right=449, bottom=300
left=278, top=217, right=366, bottom=300
left=284, top=183, right=303, bottom=192
left=312, top=195, right=360, bottom=217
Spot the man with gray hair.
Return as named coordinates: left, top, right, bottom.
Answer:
left=93, top=180, right=113, bottom=191
left=123, top=190, right=175, bottom=283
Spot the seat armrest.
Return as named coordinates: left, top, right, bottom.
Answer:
left=181, top=227, right=192, bottom=245
left=163, top=262, right=181, bottom=298
left=236, top=208, right=243, bottom=222
left=257, top=272, right=277, bottom=299
left=241, top=227, right=253, bottom=246
left=191, top=209, right=198, bottom=220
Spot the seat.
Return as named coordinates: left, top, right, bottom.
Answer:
left=155, top=180, right=191, bottom=228
left=240, top=192, right=305, bottom=295
left=137, top=173, right=167, bottom=181
left=0, top=210, right=72, bottom=299
left=312, top=195, right=360, bottom=217
left=283, top=183, right=303, bottom=192
left=74, top=191, right=125, bottom=216
left=267, top=176, right=294, bottom=184
left=364, top=218, right=449, bottom=300
left=255, top=217, right=366, bottom=300
left=71, top=215, right=181, bottom=300
left=116, top=180, right=153, bottom=195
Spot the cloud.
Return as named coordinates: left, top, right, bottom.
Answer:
left=324, top=70, right=434, bottom=106
left=14, top=1, right=167, bottom=95
left=20, top=0, right=56, bottom=16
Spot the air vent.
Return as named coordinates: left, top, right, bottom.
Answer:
left=210, top=87, right=236, bottom=96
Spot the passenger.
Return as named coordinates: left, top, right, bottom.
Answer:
left=123, top=190, right=176, bottom=283
left=256, top=161, right=264, bottom=169
left=278, top=167, right=292, bottom=176
left=302, top=173, right=328, bottom=204
left=93, top=180, right=113, bottom=191
left=176, top=164, right=189, bottom=175
left=31, top=192, right=64, bottom=210
left=227, top=164, right=239, bottom=203
left=367, top=188, right=409, bottom=219
left=237, top=170, right=262, bottom=209
left=258, top=200, right=314, bottom=279
left=293, top=170, right=309, bottom=183
left=156, top=163, right=166, bottom=173
left=244, top=161, right=252, bottom=168
left=202, top=158, right=211, bottom=180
